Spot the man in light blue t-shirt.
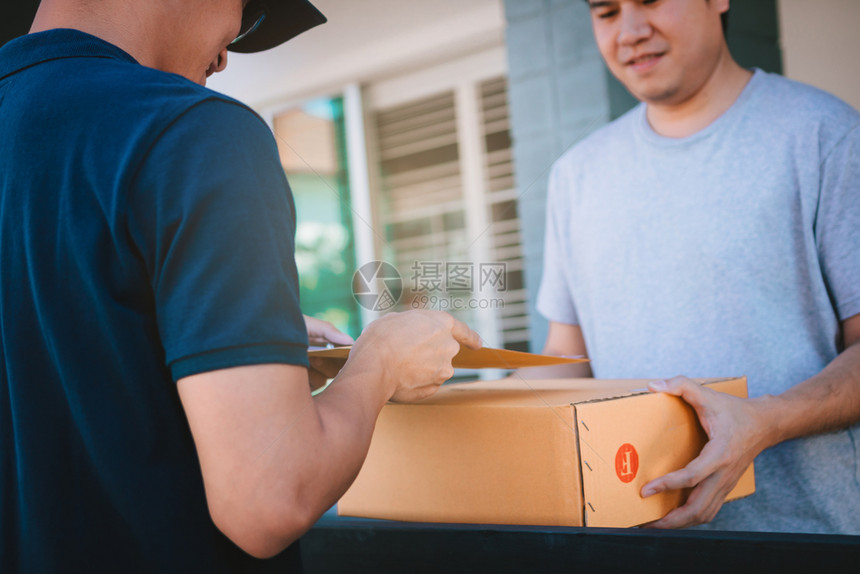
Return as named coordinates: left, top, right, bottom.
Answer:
left=537, top=0, right=860, bottom=533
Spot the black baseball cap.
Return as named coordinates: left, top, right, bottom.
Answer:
left=229, top=0, right=326, bottom=53
left=0, top=1, right=326, bottom=52
left=0, top=2, right=39, bottom=49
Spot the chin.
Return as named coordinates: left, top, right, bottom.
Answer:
left=622, top=78, right=682, bottom=106
left=635, top=88, right=680, bottom=105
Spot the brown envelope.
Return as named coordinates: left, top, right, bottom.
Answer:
left=308, top=345, right=587, bottom=370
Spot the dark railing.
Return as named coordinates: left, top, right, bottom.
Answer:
left=301, top=513, right=860, bottom=573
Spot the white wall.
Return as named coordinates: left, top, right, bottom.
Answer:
left=207, top=0, right=506, bottom=109
left=778, top=0, right=860, bottom=111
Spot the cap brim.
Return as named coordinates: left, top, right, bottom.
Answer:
left=228, top=0, right=326, bottom=54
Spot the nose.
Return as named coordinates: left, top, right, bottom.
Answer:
left=617, top=5, right=651, bottom=45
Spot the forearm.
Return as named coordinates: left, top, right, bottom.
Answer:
left=231, top=364, right=392, bottom=556
left=184, top=311, right=481, bottom=557
left=517, top=362, right=594, bottom=380
left=754, top=342, right=860, bottom=449
left=303, top=361, right=394, bottom=509
left=517, top=321, right=594, bottom=379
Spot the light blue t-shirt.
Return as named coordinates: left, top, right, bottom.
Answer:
left=537, top=69, right=860, bottom=534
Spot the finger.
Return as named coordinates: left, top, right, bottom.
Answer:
left=311, top=325, right=354, bottom=346
left=647, top=498, right=704, bottom=529
left=646, top=477, right=727, bottom=529
left=391, top=382, right=446, bottom=403
left=648, top=375, right=700, bottom=398
left=646, top=493, right=705, bottom=529
left=322, top=329, right=355, bottom=346
left=305, top=316, right=355, bottom=346
left=641, top=441, right=724, bottom=497
left=449, top=317, right=483, bottom=350
left=648, top=375, right=712, bottom=411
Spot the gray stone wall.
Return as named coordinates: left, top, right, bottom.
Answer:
left=504, top=0, right=781, bottom=351
left=504, top=0, right=610, bottom=351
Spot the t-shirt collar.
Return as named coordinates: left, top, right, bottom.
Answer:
left=0, top=28, right=138, bottom=82
left=635, top=68, right=765, bottom=147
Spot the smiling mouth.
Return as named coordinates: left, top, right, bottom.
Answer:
left=624, top=52, right=665, bottom=73
left=627, top=53, right=663, bottom=66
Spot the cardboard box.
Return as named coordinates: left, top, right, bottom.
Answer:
left=338, top=377, right=755, bottom=528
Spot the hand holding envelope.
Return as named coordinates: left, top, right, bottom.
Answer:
left=309, top=343, right=588, bottom=380
left=305, top=310, right=588, bottom=398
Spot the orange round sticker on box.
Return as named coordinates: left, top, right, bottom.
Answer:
left=615, top=443, right=639, bottom=483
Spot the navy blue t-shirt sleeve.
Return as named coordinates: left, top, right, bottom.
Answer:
left=128, top=98, right=309, bottom=380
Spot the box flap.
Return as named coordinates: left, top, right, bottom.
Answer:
left=575, top=377, right=754, bottom=528
left=412, top=376, right=736, bottom=408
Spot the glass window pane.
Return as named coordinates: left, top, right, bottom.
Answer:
left=274, top=97, right=361, bottom=339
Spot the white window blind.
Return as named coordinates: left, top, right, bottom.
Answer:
left=479, top=77, right=529, bottom=351
left=373, top=75, right=529, bottom=351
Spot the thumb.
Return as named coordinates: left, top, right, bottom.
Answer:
left=648, top=376, right=705, bottom=406
left=450, top=318, right=483, bottom=350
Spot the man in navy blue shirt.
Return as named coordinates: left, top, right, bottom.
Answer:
left=0, top=1, right=481, bottom=571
